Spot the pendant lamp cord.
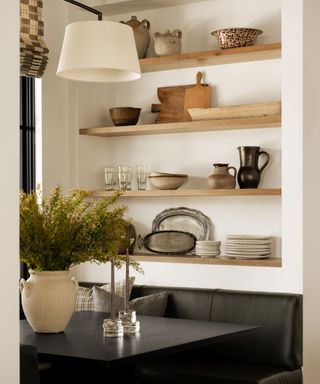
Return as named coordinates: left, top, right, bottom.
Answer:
left=64, top=0, right=103, bottom=20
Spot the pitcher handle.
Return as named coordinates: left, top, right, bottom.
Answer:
left=71, top=276, right=78, bottom=292
left=227, top=166, right=237, bottom=178
left=142, top=19, right=150, bottom=30
left=19, top=279, right=31, bottom=297
left=172, top=29, right=182, bottom=39
left=257, top=151, right=270, bottom=174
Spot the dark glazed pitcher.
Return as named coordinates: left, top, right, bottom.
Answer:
left=237, top=146, right=270, bottom=188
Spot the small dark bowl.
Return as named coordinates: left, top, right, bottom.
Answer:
left=109, top=107, right=141, bottom=126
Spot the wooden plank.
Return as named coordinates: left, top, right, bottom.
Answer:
left=140, top=43, right=281, bottom=73
left=131, top=254, right=282, bottom=267
left=188, top=101, right=281, bottom=121
left=90, top=189, right=281, bottom=198
left=79, top=114, right=281, bottom=137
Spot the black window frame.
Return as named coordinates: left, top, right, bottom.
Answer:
left=20, top=76, right=36, bottom=193
left=20, top=76, right=36, bottom=291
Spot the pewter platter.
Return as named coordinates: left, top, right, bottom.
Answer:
left=138, top=230, right=196, bottom=254
left=152, top=207, right=212, bottom=240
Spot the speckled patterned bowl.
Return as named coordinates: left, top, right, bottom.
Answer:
left=211, top=28, right=263, bottom=49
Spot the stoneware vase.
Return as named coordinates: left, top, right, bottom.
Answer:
left=120, top=16, right=150, bottom=59
left=117, top=222, right=137, bottom=255
left=20, top=270, right=78, bottom=333
left=154, top=29, right=182, bottom=56
left=237, top=146, right=270, bottom=188
left=207, top=163, right=237, bottom=189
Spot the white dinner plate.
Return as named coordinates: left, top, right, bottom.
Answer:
left=227, top=235, right=271, bottom=240
left=226, top=239, right=272, bottom=245
left=226, top=251, right=271, bottom=256
left=223, top=254, right=270, bottom=259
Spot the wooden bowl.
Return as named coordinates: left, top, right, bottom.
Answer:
left=109, top=107, right=141, bottom=126
left=211, top=28, right=263, bottom=49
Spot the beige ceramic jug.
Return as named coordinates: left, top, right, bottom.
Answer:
left=120, top=16, right=150, bottom=59
left=154, top=29, right=182, bottom=56
left=207, top=163, right=237, bottom=189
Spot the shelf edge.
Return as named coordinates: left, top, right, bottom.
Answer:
left=140, top=43, right=281, bottom=73
left=79, top=115, right=281, bottom=137
left=89, top=188, right=281, bottom=198
left=131, top=255, right=282, bottom=267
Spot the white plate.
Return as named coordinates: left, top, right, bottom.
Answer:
left=226, top=245, right=271, bottom=251
left=196, top=251, right=221, bottom=255
left=226, top=248, right=271, bottom=253
left=226, top=239, right=272, bottom=245
left=227, top=235, right=271, bottom=240
left=223, top=254, right=270, bottom=259
left=226, top=251, right=271, bottom=256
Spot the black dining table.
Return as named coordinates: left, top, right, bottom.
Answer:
left=20, top=311, right=259, bottom=382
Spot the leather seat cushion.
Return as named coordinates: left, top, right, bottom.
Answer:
left=141, top=355, right=303, bottom=384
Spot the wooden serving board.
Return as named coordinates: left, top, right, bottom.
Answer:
left=188, top=101, right=281, bottom=121
left=151, top=72, right=211, bottom=123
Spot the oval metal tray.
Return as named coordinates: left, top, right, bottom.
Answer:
left=138, top=230, right=196, bottom=255
left=152, top=207, right=212, bottom=240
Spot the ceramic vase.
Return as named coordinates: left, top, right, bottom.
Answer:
left=154, top=29, right=182, bottom=56
left=117, top=222, right=137, bottom=255
left=20, top=270, right=78, bottom=333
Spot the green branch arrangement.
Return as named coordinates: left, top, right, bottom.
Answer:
left=20, top=186, right=142, bottom=273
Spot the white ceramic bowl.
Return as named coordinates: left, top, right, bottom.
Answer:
left=148, top=174, right=188, bottom=190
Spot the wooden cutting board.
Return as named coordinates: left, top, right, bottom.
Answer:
left=151, top=71, right=211, bottom=123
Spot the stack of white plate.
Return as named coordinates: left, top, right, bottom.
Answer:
left=225, top=235, right=272, bottom=259
left=195, top=241, right=221, bottom=257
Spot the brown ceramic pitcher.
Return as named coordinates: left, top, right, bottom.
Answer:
left=237, top=146, right=270, bottom=188
left=120, top=16, right=150, bottom=59
left=207, top=163, right=237, bottom=189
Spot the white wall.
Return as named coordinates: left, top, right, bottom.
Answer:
left=71, top=0, right=300, bottom=293
left=0, top=1, right=19, bottom=383
left=42, top=1, right=76, bottom=194
left=42, top=0, right=303, bottom=294
left=302, top=0, right=320, bottom=381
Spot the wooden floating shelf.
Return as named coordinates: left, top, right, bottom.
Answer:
left=140, top=43, right=281, bottom=73
left=80, top=114, right=281, bottom=138
left=131, top=254, right=282, bottom=268
left=90, top=189, right=281, bottom=198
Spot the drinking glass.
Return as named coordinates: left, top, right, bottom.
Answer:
left=136, top=164, right=148, bottom=190
left=118, top=165, right=132, bottom=191
left=104, top=167, right=117, bottom=191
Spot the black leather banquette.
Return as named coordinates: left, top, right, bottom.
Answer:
left=80, top=283, right=303, bottom=384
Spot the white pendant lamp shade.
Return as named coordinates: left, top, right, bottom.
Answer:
left=57, top=21, right=141, bottom=82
